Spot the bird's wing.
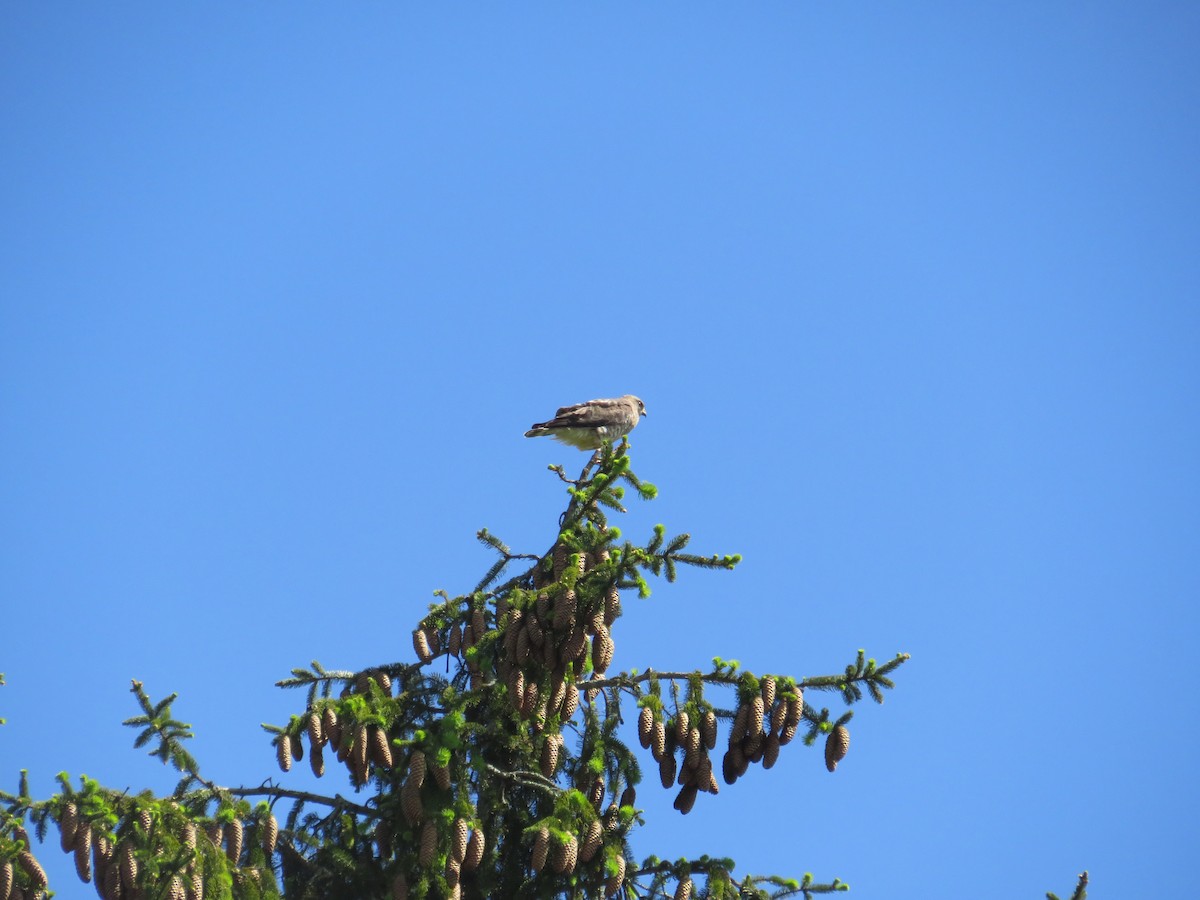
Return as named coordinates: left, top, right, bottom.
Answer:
left=548, top=398, right=626, bottom=428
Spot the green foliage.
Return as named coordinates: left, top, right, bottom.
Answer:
left=0, top=439, right=922, bottom=899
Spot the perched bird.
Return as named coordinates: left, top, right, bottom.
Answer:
left=524, top=395, right=648, bottom=450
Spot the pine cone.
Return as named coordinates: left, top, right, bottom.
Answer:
left=580, top=819, right=603, bottom=863
left=375, top=820, right=393, bottom=858
left=540, top=736, right=560, bottom=778
left=589, top=775, right=606, bottom=811
left=306, top=711, right=324, bottom=748
left=561, top=683, right=580, bottom=719
left=525, top=613, right=544, bottom=649
left=226, top=819, right=244, bottom=864
left=516, top=626, right=531, bottom=665
left=779, top=721, right=799, bottom=746
left=729, top=704, right=749, bottom=746
left=18, top=851, right=47, bottom=889
left=521, top=680, right=540, bottom=720
left=419, top=820, right=438, bottom=868
left=0, top=863, right=10, bottom=900
left=118, top=841, right=138, bottom=890
left=448, top=622, right=462, bottom=658
left=637, top=706, right=654, bottom=749
left=743, top=731, right=764, bottom=763
left=750, top=696, right=765, bottom=736
left=445, top=858, right=461, bottom=886
left=721, top=749, right=739, bottom=785
left=700, top=710, right=717, bottom=750
left=463, top=827, right=485, bottom=871
left=413, top=629, right=433, bottom=664
left=785, top=690, right=804, bottom=727
left=168, top=875, right=186, bottom=900
left=554, top=588, right=577, bottom=629
left=407, top=750, right=427, bottom=787
left=760, top=676, right=776, bottom=711
left=619, top=785, right=636, bottom=809
left=189, top=869, right=204, bottom=900
left=659, top=753, right=677, bottom=790
left=424, top=626, right=441, bottom=657
left=73, top=823, right=92, bottom=883
left=561, top=626, right=587, bottom=667
left=401, top=781, right=423, bottom=826
left=770, top=700, right=787, bottom=737
left=762, top=734, right=781, bottom=770
left=674, top=876, right=693, bottom=900
left=673, top=784, right=698, bottom=815
left=552, top=833, right=578, bottom=874
left=605, top=853, right=626, bottom=897
left=592, top=626, right=615, bottom=675
left=276, top=735, right=293, bottom=772
left=451, top=818, right=468, bottom=864
left=262, top=815, right=278, bottom=857
left=674, top=710, right=690, bottom=745
left=310, top=741, right=325, bottom=777
left=472, top=608, right=487, bottom=640
left=825, top=725, right=850, bottom=772
left=553, top=543, right=569, bottom=580
left=59, top=801, right=79, bottom=852
left=431, top=760, right=452, bottom=791
left=104, top=863, right=122, bottom=900
left=369, top=726, right=394, bottom=769
left=603, top=586, right=621, bottom=625
left=686, top=727, right=702, bottom=768
left=530, top=827, right=549, bottom=873
left=391, top=874, right=408, bottom=900
left=651, top=719, right=667, bottom=762
left=322, top=707, right=341, bottom=750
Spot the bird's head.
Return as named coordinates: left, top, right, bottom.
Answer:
left=626, top=395, right=647, bottom=418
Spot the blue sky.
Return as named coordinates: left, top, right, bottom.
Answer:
left=2, top=3, right=1197, bottom=898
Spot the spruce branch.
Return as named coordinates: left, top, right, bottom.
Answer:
left=122, top=679, right=199, bottom=777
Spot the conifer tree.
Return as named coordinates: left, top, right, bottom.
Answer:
left=0, top=442, right=910, bottom=899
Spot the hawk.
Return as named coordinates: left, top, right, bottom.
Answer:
left=524, top=395, right=648, bottom=450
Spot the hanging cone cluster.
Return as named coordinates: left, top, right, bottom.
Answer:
left=722, top=681, right=805, bottom=787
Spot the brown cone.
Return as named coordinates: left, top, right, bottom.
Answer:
left=763, top=733, right=781, bottom=769
left=407, top=750, right=427, bottom=787
left=674, top=876, right=693, bottom=900
left=451, top=818, right=469, bottom=864
left=276, top=735, right=293, bottom=773
left=651, top=719, right=667, bottom=762
left=464, top=827, right=485, bottom=871
left=605, top=853, right=626, bottom=897
left=413, top=629, right=433, bottom=664
left=580, top=819, right=602, bottom=863
left=18, top=851, right=47, bottom=889
left=530, top=827, right=549, bottom=873
left=673, top=784, right=698, bottom=815
left=369, top=726, right=394, bottom=769
left=419, top=820, right=438, bottom=867
left=73, top=824, right=92, bottom=883
left=760, top=676, right=776, bottom=711
left=391, top=874, right=408, bottom=900
left=262, top=815, right=278, bottom=857
left=659, top=753, right=677, bottom=789
left=431, top=760, right=452, bottom=791
left=401, top=781, right=423, bottom=826
left=226, top=819, right=244, bottom=864
left=638, top=706, right=654, bottom=749
left=700, top=711, right=717, bottom=750
left=310, top=741, right=325, bottom=777
left=448, top=622, right=462, bottom=657
left=604, top=586, right=621, bottom=624
left=119, top=841, right=138, bottom=890
left=825, top=725, right=850, bottom=772
left=59, top=801, right=79, bottom=852
left=592, top=626, right=615, bottom=674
